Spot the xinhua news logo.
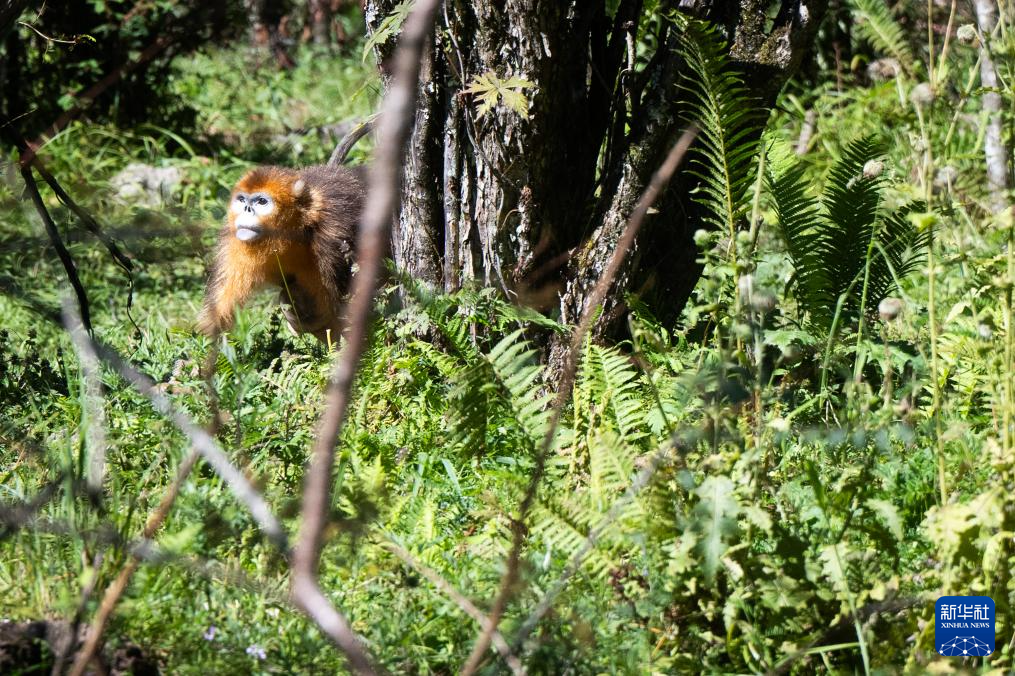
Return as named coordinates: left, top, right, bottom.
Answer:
left=935, top=596, right=995, bottom=657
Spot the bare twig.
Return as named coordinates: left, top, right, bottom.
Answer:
left=63, top=300, right=224, bottom=675
left=512, top=433, right=695, bottom=649
left=33, top=158, right=135, bottom=314
left=461, top=126, right=699, bottom=674
left=69, top=451, right=200, bottom=676
left=54, top=550, right=104, bottom=675
left=18, top=33, right=174, bottom=169
left=20, top=162, right=92, bottom=332
left=80, top=331, right=286, bottom=550
left=0, top=507, right=282, bottom=599
left=0, top=475, right=64, bottom=538
left=383, top=541, right=525, bottom=676
left=17, top=20, right=80, bottom=44
left=65, top=302, right=108, bottom=494
left=290, top=0, right=441, bottom=673
left=327, top=116, right=376, bottom=167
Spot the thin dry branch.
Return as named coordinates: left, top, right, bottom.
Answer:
left=511, top=431, right=699, bottom=649
left=65, top=305, right=225, bottom=676
left=17, top=33, right=174, bottom=169
left=383, top=541, right=524, bottom=676
left=20, top=162, right=92, bottom=331
left=290, top=0, right=442, bottom=673
left=65, top=302, right=108, bottom=494
left=34, top=158, right=135, bottom=309
left=461, top=126, right=699, bottom=675
left=0, top=475, right=64, bottom=538
left=79, top=331, right=286, bottom=550
left=69, top=451, right=200, bottom=676
left=0, top=507, right=282, bottom=599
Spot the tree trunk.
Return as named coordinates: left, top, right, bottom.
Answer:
left=246, top=0, right=294, bottom=68
left=0, top=0, right=30, bottom=39
left=309, top=0, right=332, bottom=46
left=974, top=0, right=1010, bottom=212
left=365, top=0, right=827, bottom=359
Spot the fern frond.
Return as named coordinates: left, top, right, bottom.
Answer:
left=767, top=137, right=930, bottom=329
left=767, top=141, right=827, bottom=312
left=448, top=330, right=551, bottom=453
left=597, top=348, right=647, bottom=442
left=678, top=18, right=765, bottom=238
left=849, top=0, right=915, bottom=73
left=813, top=136, right=886, bottom=322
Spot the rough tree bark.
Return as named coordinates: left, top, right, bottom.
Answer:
left=365, top=0, right=827, bottom=360
left=974, top=0, right=1011, bottom=212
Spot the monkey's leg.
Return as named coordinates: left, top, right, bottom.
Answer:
left=277, top=276, right=324, bottom=337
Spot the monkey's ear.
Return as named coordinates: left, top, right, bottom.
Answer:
left=292, top=178, right=306, bottom=198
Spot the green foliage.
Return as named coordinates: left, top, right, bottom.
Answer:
left=677, top=17, right=765, bottom=239
left=464, top=72, right=535, bottom=119
left=5, top=5, right=1015, bottom=675
left=362, top=0, right=415, bottom=60
left=848, top=0, right=916, bottom=73
left=2, top=1, right=245, bottom=140
left=768, top=136, right=931, bottom=329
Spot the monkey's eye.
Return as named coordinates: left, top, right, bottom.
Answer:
left=256, top=196, right=269, bottom=206
left=236, top=195, right=246, bottom=203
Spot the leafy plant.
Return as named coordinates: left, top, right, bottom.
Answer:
left=677, top=17, right=766, bottom=241
left=848, top=0, right=915, bottom=74
left=362, top=0, right=415, bottom=60
left=464, top=72, right=536, bottom=119
left=768, top=136, right=931, bottom=329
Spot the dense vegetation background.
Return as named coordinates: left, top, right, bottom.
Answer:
left=1, top=0, right=1013, bottom=673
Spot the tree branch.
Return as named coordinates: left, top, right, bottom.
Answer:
left=20, top=161, right=92, bottom=332
left=384, top=541, right=525, bottom=676
left=290, top=0, right=442, bottom=672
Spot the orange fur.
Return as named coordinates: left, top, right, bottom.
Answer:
left=197, top=165, right=364, bottom=342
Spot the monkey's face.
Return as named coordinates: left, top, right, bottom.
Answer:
left=228, top=168, right=306, bottom=244
left=231, top=190, right=276, bottom=242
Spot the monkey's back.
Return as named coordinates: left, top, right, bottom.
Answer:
left=298, top=164, right=367, bottom=301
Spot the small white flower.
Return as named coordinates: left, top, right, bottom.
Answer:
left=246, top=644, right=267, bottom=660
left=934, top=165, right=959, bottom=188
left=862, top=159, right=884, bottom=179
left=910, top=83, right=935, bottom=105
left=203, top=625, right=217, bottom=641
left=769, top=417, right=791, bottom=433
left=878, top=297, right=903, bottom=321
left=866, top=58, right=900, bottom=81
left=956, top=24, right=978, bottom=45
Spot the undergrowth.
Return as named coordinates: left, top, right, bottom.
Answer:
left=1, top=8, right=1015, bottom=675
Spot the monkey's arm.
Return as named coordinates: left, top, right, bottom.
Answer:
left=197, top=240, right=265, bottom=336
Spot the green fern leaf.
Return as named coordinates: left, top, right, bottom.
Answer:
left=677, top=19, right=766, bottom=239
left=849, top=0, right=915, bottom=73
left=769, top=136, right=930, bottom=329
